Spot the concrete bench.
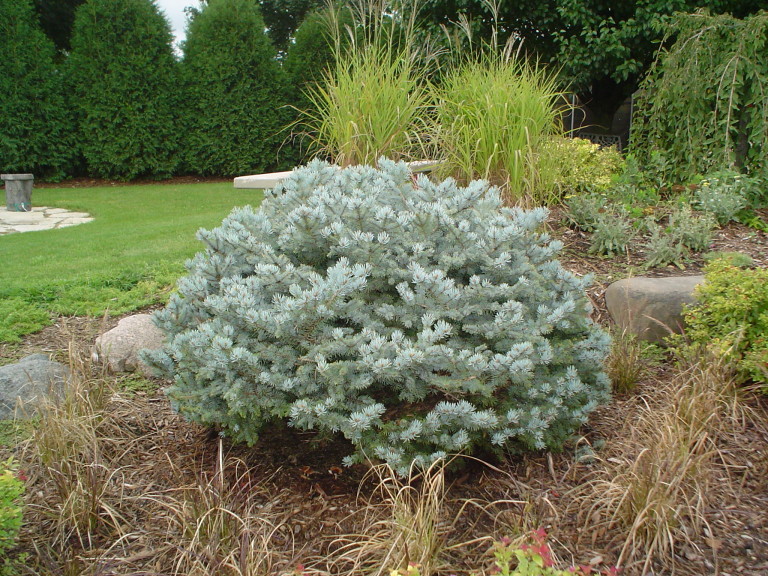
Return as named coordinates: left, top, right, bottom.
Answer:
left=233, top=161, right=441, bottom=190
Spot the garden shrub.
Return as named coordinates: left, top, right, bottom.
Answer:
left=694, top=169, right=768, bottom=227
left=694, top=171, right=749, bottom=226
left=563, top=192, right=606, bottom=233
left=0, top=0, right=76, bottom=179
left=678, top=260, right=768, bottom=390
left=145, top=160, right=611, bottom=474
left=539, top=137, right=624, bottom=197
left=181, top=0, right=292, bottom=176
left=67, top=0, right=180, bottom=180
left=633, top=11, right=768, bottom=182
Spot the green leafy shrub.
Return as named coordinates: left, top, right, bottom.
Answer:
left=702, top=251, right=754, bottom=268
left=0, top=0, right=75, bottom=179
left=563, top=192, right=606, bottom=233
left=539, top=137, right=624, bottom=197
left=145, top=160, right=611, bottom=474
left=67, top=0, right=180, bottom=179
left=641, top=206, right=714, bottom=268
left=667, top=204, right=715, bottom=252
left=0, top=458, right=24, bottom=563
left=643, top=221, right=686, bottom=269
left=693, top=169, right=767, bottom=229
left=678, top=260, right=768, bottom=389
left=181, top=0, right=292, bottom=176
left=694, top=171, right=749, bottom=225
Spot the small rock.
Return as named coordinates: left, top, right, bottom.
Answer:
left=605, top=276, right=704, bottom=343
left=0, top=354, right=70, bottom=419
left=93, top=314, right=165, bottom=375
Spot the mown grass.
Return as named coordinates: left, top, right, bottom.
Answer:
left=0, top=182, right=262, bottom=342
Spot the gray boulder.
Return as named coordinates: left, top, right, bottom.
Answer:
left=605, top=275, right=704, bottom=343
left=0, top=354, right=69, bottom=419
left=93, top=314, right=165, bottom=375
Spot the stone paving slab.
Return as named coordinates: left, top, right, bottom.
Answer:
left=0, top=207, right=94, bottom=236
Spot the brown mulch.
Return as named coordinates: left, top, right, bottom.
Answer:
left=3, top=215, right=768, bottom=575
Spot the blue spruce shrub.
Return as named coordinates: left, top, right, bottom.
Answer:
left=145, top=160, right=610, bottom=474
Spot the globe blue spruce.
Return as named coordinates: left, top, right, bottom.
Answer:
left=144, top=160, right=611, bottom=474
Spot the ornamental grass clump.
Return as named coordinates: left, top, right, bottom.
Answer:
left=433, top=45, right=564, bottom=204
left=144, top=160, right=611, bottom=474
left=297, top=0, right=433, bottom=167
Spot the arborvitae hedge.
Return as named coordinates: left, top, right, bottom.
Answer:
left=67, top=0, right=180, bottom=180
left=283, top=10, right=337, bottom=109
left=181, top=0, right=292, bottom=177
left=0, top=0, right=76, bottom=179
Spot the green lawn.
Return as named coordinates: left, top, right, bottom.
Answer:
left=0, top=182, right=263, bottom=342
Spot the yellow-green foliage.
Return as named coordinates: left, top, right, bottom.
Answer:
left=680, top=261, right=768, bottom=389
left=0, top=458, right=24, bottom=559
left=540, top=137, right=624, bottom=197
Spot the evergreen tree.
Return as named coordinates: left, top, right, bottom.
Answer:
left=282, top=7, right=345, bottom=165
left=0, top=0, right=76, bottom=179
left=67, top=0, right=180, bottom=180
left=283, top=10, right=336, bottom=110
left=32, top=0, right=86, bottom=54
left=181, top=0, right=291, bottom=177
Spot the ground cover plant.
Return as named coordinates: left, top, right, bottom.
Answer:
left=0, top=182, right=260, bottom=343
left=563, top=159, right=767, bottom=267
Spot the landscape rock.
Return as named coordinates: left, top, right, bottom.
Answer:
left=605, top=275, right=704, bottom=343
left=93, top=314, right=165, bottom=375
left=0, top=354, right=69, bottom=420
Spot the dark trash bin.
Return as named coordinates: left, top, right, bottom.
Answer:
left=1, top=174, right=33, bottom=212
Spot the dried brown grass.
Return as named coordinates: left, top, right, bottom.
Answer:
left=566, top=350, right=753, bottom=574
left=318, top=457, right=538, bottom=576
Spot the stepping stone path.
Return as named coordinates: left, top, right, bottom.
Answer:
left=605, top=275, right=704, bottom=344
left=0, top=207, right=93, bottom=235
left=0, top=354, right=70, bottom=420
